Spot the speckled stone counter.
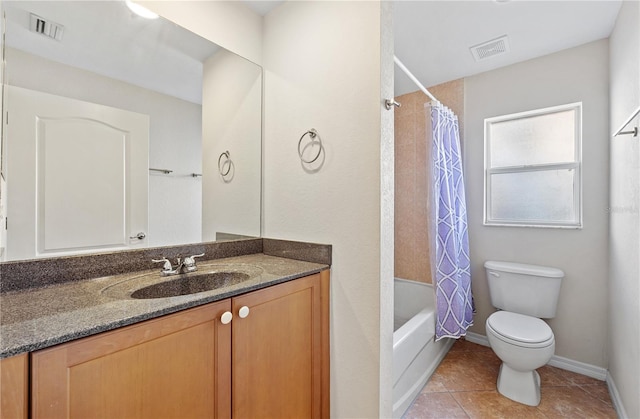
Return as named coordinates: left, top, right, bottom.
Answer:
left=1, top=246, right=330, bottom=358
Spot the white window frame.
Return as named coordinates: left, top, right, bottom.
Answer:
left=484, top=102, right=582, bottom=229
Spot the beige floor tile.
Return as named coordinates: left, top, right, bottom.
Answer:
left=435, top=353, right=500, bottom=392
left=452, top=390, right=547, bottom=419
left=421, top=371, right=448, bottom=393
left=578, top=384, right=614, bottom=407
left=403, top=340, right=617, bottom=419
left=539, top=365, right=575, bottom=387
left=537, top=386, right=617, bottom=418
left=403, top=392, right=469, bottom=419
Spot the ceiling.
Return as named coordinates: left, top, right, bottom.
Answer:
left=3, top=1, right=624, bottom=103
left=393, top=0, right=622, bottom=96
left=243, top=0, right=284, bottom=16
left=244, top=0, right=623, bottom=96
left=3, top=1, right=220, bottom=104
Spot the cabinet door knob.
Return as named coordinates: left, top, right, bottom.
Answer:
left=238, top=306, right=250, bottom=319
left=221, top=311, right=233, bottom=324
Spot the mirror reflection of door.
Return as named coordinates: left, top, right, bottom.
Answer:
left=6, top=86, right=149, bottom=260
left=1, top=1, right=263, bottom=262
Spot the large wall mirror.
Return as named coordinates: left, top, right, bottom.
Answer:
left=0, top=1, right=262, bottom=262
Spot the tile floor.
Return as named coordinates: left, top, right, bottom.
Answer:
left=403, top=339, right=618, bottom=418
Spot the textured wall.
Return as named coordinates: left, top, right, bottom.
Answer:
left=394, top=79, right=464, bottom=284
left=262, top=2, right=387, bottom=417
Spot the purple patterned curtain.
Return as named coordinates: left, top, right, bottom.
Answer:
left=428, top=102, right=474, bottom=340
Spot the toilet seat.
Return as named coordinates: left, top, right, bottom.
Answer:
left=487, top=311, right=554, bottom=349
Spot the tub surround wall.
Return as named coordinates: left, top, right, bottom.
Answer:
left=0, top=238, right=331, bottom=294
left=608, top=1, right=640, bottom=417
left=394, top=80, right=464, bottom=284
left=464, top=40, right=610, bottom=368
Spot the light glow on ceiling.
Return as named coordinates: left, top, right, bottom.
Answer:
left=125, top=0, right=159, bottom=20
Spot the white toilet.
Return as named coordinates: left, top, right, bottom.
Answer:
left=484, top=260, right=564, bottom=406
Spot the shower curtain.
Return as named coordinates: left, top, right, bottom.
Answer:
left=427, top=102, right=474, bottom=340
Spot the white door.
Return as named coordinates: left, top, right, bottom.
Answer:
left=6, top=86, right=149, bottom=260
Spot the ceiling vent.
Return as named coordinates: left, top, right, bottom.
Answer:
left=29, top=13, right=64, bottom=41
left=470, top=35, right=509, bottom=62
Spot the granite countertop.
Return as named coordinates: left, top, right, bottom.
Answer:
left=0, top=253, right=328, bottom=358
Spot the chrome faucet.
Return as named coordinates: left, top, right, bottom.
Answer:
left=152, top=253, right=205, bottom=276
left=180, top=253, right=205, bottom=273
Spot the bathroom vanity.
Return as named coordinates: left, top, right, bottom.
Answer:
left=0, top=239, right=331, bottom=419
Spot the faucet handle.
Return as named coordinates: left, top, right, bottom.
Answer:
left=152, top=257, right=173, bottom=272
left=182, top=253, right=205, bottom=272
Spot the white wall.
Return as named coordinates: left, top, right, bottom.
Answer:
left=464, top=40, right=610, bottom=368
left=202, top=50, right=262, bottom=240
left=608, top=1, right=640, bottom=417
left=262, top=2, right=392, bottom=417
left=6, top=48, right=202, bottom=248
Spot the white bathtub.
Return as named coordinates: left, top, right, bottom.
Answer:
left=393, top=278, right=454, bottom=418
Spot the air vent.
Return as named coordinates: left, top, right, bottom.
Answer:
left=29, top=13, right=64, bottom=41
left=470, top=35, right=510, bottom=62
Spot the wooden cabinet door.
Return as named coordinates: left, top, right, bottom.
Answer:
left=31, top=300, right=232, bottom=419
left=231, top=271, right=329, bottom=419
left=0, top=353, right=28, bottom=419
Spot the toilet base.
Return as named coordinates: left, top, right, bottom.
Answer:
left=496, top=363, right=541, bottom=406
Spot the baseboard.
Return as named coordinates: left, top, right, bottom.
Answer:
left=465, top=331, right=490, bottom=347
left=547, top=354, right=607, bottom=381
left=464, top=332, right=607, bottom=381
left=606, top=371, right=629, bottom=419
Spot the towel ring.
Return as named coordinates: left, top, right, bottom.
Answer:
left=298, top=129, right=323, bottom=164
left=218, top=151, right=232, bottom=176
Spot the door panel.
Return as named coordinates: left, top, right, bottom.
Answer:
left=232, top=274, right=323, bottom=419
left=32, top=301, right=232, bottom=419
left=0, top=353, right=28, bottom=419
left=6, top=86, right=149, bottom=260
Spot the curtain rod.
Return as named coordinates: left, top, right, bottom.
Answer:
left=394, top=56, right=438, bottom=102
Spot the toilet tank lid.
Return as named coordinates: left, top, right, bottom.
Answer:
left=484, top=261, right=564, bottom=278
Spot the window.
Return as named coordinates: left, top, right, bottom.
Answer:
left=484, top=103, right=582, bottom=228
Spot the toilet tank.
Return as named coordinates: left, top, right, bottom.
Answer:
left=484, top=261, right=564, bottom=318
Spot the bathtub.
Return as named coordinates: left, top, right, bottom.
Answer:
left=393, top=278, right=455, bottom=418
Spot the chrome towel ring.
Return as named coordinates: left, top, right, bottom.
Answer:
left=298, top=128, right=323, bottom=164
left=218, top=151, right=232, bottom=178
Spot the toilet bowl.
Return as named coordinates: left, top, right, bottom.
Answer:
left=486, top=311, right=555, bottom=406
left=483, top=261, right=564, bottom=407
